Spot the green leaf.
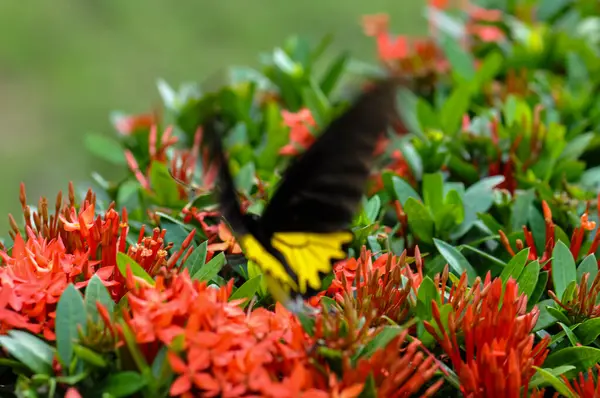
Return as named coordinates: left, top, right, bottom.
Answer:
left=358, top=373, right=377, bottom=398
left=85, top=274, right=114, bottom=324
left=434, top=238, right=477, bottom=285
left=229, top=275, right=262, bottom=309
left=416, top=98, right=439, bottom=130
left=543, top=347, right=600, bottom=378
left=561, top=280, right=578, bottom=303
left=533, top=299, right=559, bottom=332
left=273, top=48, right=303, bottom=77
left=560, top=132, right=594, bottom=161
left=530, top=367, right=576, bottom=398
left=156, top=78, right=178, bottom=110
left=184, top=241, right=208, bottom=276
left=353, top=326, right=401, bottom=360
left=552, top=240, right=577, bottom=301
left=416, top=277, right=441, bottom=321
left=516, top=260, right=540, bottom=299
left=453, top=176, right=504, bottom=237
left=301, top=78, right=330, bottom=125
left=546, top=306, right=571, bottom=325
left=438, top=33, right=475, bottom=81
left=575, top=317, right=600, bottom=345
left=529, top=271, right=549, bottom=309
left=576, top=254, right=598, bottom=289
left=0, top=331, right=54, bottom=375
left=191, top=252, right=226, bottom=282
left=83, top=133, right=126, bottom=165
left=500, top=248, right=530, bottom=282
left=234, top=162, right=256, bottom=195
left=392, top=176, right=421, bottom=206
left=319, top=51, right=349, bottom=96
left=529, top=206, right=546, bottom=255
left=440, top=84, right=471, bottom=136
left=56, top=284, right=87, bottom=367
left=364, top=195, right=381, bottom=224
left=148, top=161, right=181, bottom=207
left=558, top=322, right=580, bottom=346
left=73, top=344, right=107, bottom=368
left=158, top=216, right=195, bottom=258
left=511, top=189, right=535, bottom=232
left=404, top=198, right=434, bottom=244
left=423, top=173, right=444, bottom=214
left=116, top=252, right=155, bottom=286
left=472, top=51, right=503, bottom=91
left=101, top=371, right=147, bottom=398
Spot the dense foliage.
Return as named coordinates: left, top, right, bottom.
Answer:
left=3, top=0, right=600, bottom=396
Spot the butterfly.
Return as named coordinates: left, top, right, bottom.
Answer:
left=202, top=77, right=401, bottom=311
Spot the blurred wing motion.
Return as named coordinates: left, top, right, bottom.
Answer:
left=204, top=77, right=399, bottom=305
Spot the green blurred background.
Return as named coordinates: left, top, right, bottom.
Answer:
left=0, top=0, right=425, bottom=222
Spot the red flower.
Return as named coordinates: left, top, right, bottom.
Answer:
left=549, top=271, right=600, bottom=322
left=114, top=112, right=157, bottom=135
left=562, top=364, right=600, bottom=397
left=369, top=149, right=413, bottom=195
left=206, top=223, right=242, bottom=255
left=425, top=276, right=550, bottom=397
left=279, top=108, right=317, bottom=156
left=500, top=195, right=600, bottom=273
left=59, top=202, right=96, bottom=238
left=64, top=387, right=83, bottom=398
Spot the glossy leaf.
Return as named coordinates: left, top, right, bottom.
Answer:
left=552, top=241, right=577, bottom=301
left=192, top=252, right=226, bottom=282
left=434, top=238, right=477, bottom=285
left=229, top=275, right=263, bottom=309
left=56, top=284, right=87, bottom=367
left=116, top=252, right=155, bottom=286
left=85, top=274, right=114, bottom=325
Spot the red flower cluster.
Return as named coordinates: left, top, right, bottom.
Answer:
left=0, top=183, right=194, bottom=339
left=106, top=264, right=440, bottom=397
left=425, top=275, right=549, bottom=397
left=500, top=195, right=600, bottom=270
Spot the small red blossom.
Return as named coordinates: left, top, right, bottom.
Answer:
left=114, top=112, right=157, bottom=135
left=369, top=149, right=413, bottom=195
left=279, top=108, right=317, bottom=156
left=425, top=276, right=550, bottom=397
left=549, top=271, right=600, bottom=322
left=362, top=14, right=449, bottom=76
left=562, top=364, right=600, bottom=397
left=500, top=195, right=600, bottom=274
left=206, top=222, right=242, bottom=255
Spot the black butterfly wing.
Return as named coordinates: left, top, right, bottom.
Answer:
left=202, top=115, right=302, bottom=300
left=257, top=77, right=400, bottom=294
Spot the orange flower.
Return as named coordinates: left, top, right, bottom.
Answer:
left=425, top=276, right=550, bottom=397
left=168, top=350, right=218, bottom=397
left=549, top=271, right=600, bottom=322
left=206, top=222, right=242, bottom=254
left=279, top=108, right=317, bottom=156
left=64, top=387, right=83, bottom=398
left=562, top=364, right=600, bottom=397
left=0, top=184, right=197, bottom=339
left=369, top=149, right=413, bottom=195
left=500, top=196, right=600, bottom=270
left=59, top=202, right=96, bottom=238
left=114, top=112, right=156, bottom=135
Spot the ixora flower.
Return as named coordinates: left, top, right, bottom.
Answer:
left=500, top=196, right=600, bottom=270
left=425, top=276, right=549, bottom=397
left=0, top=183, right=195, bottom=339
left=279, top=108, right=317, bottom=156
left=113, top=111, right=158, bottom=135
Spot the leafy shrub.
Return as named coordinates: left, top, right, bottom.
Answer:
left=2, top=0, right=600, bottom=397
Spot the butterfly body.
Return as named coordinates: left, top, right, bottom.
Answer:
left=203, top=77, right=400, bottom=309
